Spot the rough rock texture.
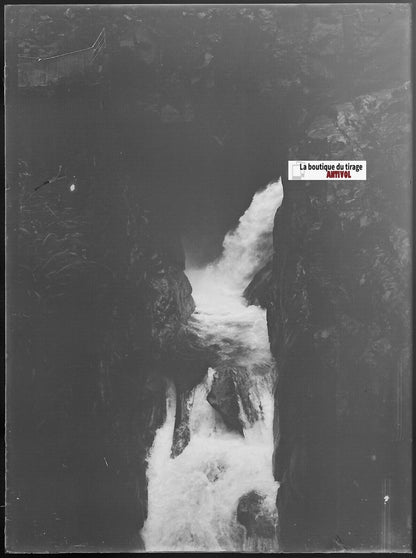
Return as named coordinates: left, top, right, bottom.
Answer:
left=237, top=491, right=278, bottom=539
left=267, top=83, right=412, bottom=552
left=171, top=390, right=192, bottom=458
left=244, top=259, right=273, bottom=309
left=205, top=366, right=264, bottom=437
left=6, top=160, right=206, bottom=552
left=207, top=369, right=244, bottom=436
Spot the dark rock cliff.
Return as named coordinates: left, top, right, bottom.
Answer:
left=265, top=83, right=411, bottom=552
left=244, top=259, right=273, bottom=309
left=7, top=158, right=206, bottom=551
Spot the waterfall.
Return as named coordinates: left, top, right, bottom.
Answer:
left=142, top=179, right=284, bottom=552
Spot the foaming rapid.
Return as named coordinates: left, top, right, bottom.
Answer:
left=142, top=179, right=283, bottom=552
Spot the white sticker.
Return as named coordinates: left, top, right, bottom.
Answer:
left=288, top=161, right=366, bottom=180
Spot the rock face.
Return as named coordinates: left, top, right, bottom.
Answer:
left=207, top=369, right=244, bottom=435
left=171, top=390, right=192, bottom=458
left=267, top=83, right=412, bottom=552
left=237, top=491, right=278, bottom=540
left=243, top=259, right=273, bottom=309
left=7, top=158, right=207, bottom=551
left=205, top=367, right=262, bottom=436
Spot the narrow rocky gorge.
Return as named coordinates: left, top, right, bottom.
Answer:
left=6, top=4, right=411, bottom=553
left=142, top=181, right=282, bottom=551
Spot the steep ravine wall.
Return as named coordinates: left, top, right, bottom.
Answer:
left=7, top=135, right=208, bottom=551
left=266, top=83, right=411, bottom=552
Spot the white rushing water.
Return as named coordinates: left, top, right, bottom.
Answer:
left=142, top=179, right=284, bottom=552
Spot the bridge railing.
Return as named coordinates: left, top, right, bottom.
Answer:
left=18, top=28, right=106, bottom=88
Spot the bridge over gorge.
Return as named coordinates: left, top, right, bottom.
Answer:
left=18, top=28, right=106, bottom=88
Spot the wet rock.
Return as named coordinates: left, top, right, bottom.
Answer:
left=207, top=369, right=244, bottom=435
left=204, top=460, right=227, bottom=483
left=146, top=269, right=196, bottom=351
left=171, top=390, right=191, bottom=458
left=160, top=328, right=210, bottom=393
left=170, top=420, right=190, bottom=458
left=233, top=366, right=263, bottom=426
left=237, top=491, right=278, bottom=539
left=243, top=259, right=273, bottom=309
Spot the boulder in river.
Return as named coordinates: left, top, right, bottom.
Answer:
left=207, top=369, right=244, bottom=436
left=237, top=491, right=278, bottom=539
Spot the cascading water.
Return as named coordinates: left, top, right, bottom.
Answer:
left=142, top=179, right=284, bottom=552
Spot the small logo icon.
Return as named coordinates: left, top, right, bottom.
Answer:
left=292, top=162, right=305, bottom=179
